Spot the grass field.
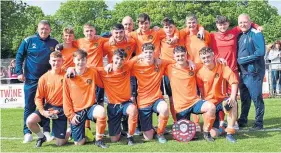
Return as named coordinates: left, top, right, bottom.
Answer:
left=1, top=98, right=281, bottom=152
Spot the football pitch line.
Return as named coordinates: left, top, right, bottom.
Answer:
left=1, top=128, right=280, bottom=140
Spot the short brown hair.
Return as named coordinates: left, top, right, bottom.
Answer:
left=137, top=13, right=150, bottom=23
left=199, top=47, right=214, bottom=55
left=186, top=14, right=198, bottom=22
left=73, top=49, right=87, bottom=58
left=113, top=48, right=127, bottom=59
left=63, top=27, right=74, bottom=34
left=50, top=51, right=62, bottom=58
left=161, top=17, right=175, bottom=26
left=173, top=46, right=187, bottom=54
left=142, top=43, right=155, bottom=51
left=216, top=15, right=229, bottom=24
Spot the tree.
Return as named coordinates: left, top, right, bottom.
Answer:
left=263, top=15, right=281, bottom=43
left=52, top=0, right=110, bottom=41
left=1, top=1, right=27, bottom=58
left=1, top=1, right=45, bottom=58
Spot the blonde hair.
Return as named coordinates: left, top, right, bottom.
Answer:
left=50, top=51, right=62, bottom=58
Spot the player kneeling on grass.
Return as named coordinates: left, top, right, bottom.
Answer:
left=164, top=46, right=216, bottom=142
left=26, top=51, right=70, bottom=147
left=197, top=47, right=238, bottom=143
left=131, top=43, right=170, bottom=143
left=100, top=49, right=146, bottom=145
left=63, top=49, right=108, bottom=148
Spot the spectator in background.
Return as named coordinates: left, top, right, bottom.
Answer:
left=0, top=66, right=8, bottom=84
left=8, top=59, right=21, bottom=83
left=267, top=40, right=281, bottom=95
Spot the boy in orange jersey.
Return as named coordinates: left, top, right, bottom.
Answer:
left=74, top=23, right=107, bottom=136
left=103, top=24, right=136, bottom=65
left=180, top=14, right=211, bottom=65
left=129, top=13, right=179, bottom=58
left=164, top=46, right=216, bottom=142
left=26, top=51, right=70, bottom=147
left=75, top=23, right=108, bottom=67
left=97, top=49, right=145, bottom=145
left=131, top=43, right=170, bottom=143
left=180, top=14, right=212, bottom=131
left=159, top=17, right=184, bottom=122
left=197, top=47, right=238, bottom=143
left=101, top=21, right=141, bottom=135
left=57, top=27, right=77, bottom=70
left=63, top=49, right=108, bottom=148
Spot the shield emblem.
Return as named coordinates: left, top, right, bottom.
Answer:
left=86, top=79, right=92, bottom=84
left=148, top=35, right=153, bottom=40
left=172, top=119, right=196, bottom=142
left=215, top=73, right=219, bottom=78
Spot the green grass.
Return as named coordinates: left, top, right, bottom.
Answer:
left=1, top=98, right=281, bottom=152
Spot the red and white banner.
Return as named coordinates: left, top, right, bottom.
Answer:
left=0, top=83, right=25, bottom=108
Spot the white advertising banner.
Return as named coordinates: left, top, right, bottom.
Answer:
left=0, top=83, right=25, bottom=108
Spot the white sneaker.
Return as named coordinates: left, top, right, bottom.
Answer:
left=23, top=133, right=33, bottom=143
left=234, top=122, right=239, bottom=131
left=44, top=132, right=54, bottom=142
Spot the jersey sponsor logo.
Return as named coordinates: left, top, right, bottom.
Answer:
left=148, top=35, right=153, bottom=40
left=86, top=79, right=92, bottom=85
left=32, top=43, right=37, bottom=49
left=189, top=71, right=194, bottom=76
left=215, top=73, right=219, bottom=78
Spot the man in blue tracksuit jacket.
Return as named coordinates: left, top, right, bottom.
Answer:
left=16, top=20, right=59, bottom=143
left=236, top=14, right=265, bottom=130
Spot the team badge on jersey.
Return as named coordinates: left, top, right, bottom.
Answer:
left=154, top=65, right=159, bottom=72
left=189, top=71, right=194, bottom=76
left=32, top=43, right=37, bottom=49
left=126, top=46, right=131, bottom=52
left=148, top=35, right=153, bottom=40
left=215, top=73, right=219, bottom=78
left=227, top=34, right=234, bottom=39
left=94, top=42, right=99, bottom=48
left=122, top=71, right=127, bottom=76
left=86, top=79, right=92, bottom=85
